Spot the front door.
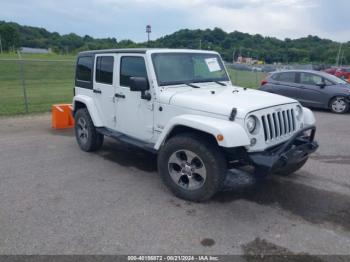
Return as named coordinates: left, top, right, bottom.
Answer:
left=93, top=54, right=117, bottom=129
left=296, top=72, right=328, bottom=108
left=114, top=54, right=154, bottom=141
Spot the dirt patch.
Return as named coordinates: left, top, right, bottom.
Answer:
left=242, top=238, right=324, bottom=262
left=214, top=176, right=350, bottom=232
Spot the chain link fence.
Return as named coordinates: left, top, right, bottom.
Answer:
left=0, top=58, right=269, bottom=116
left=0, top=58, right=75, bottom=116
left=226, top=63, right=269, bottom=89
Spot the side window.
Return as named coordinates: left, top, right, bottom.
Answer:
left=300, top=73, right=322, bottom=86
left=324, top=79, right=333, bottom=86
left=120, top=56, right=147, bottom=87
left=277, top=72, right=296, bottom=83
left=271, top=73, right=278, bottom=80
left=96, top=56, right=114, bottom=85
left=76, top=56, right=93, bottom=82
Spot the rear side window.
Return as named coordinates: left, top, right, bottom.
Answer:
left=276, top=72, right=296, bottom=83
left=96, top=56, right=114, bottom=85
left=300, top=73, right=323, bottom=85
left=120, top=57, right=147, bottom=87
left=76, top=56, right=93, bottom=82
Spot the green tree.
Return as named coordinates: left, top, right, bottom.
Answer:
left=0, top=23, right=20, bottom=51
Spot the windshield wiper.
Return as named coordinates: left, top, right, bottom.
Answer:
left=214, top=81, right=226, bottom=86
left=192, top=79, right=227, bottom=86
left=185, top=83, right=200, bottom=88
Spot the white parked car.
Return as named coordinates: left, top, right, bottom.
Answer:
left=73, top=49, right=318, bottom=201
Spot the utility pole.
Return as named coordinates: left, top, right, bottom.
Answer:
left=146, top=25, right=152, bottom=45
left=17, top=51, right=29, bottom=113
left=336, top=43, right=343, bottom=66
left=232, top=48, right=236, bottom=63
left=340, top=50, right=345, bottom=67
left=0, top=34, right=3, bottom=54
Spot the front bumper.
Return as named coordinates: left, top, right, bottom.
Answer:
left=248, top=126, right=318, bottom=174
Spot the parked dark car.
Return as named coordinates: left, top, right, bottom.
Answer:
left=324, top=67, right=339, bottom=75
left=260, top=70, right=350, bottom=114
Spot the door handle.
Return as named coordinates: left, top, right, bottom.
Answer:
left=93, top=89, right=102, bottom=94
left=115, top=93, right=126, bottom=99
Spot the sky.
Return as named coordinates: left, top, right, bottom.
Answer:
left=1, top=0, right=349, bottom=42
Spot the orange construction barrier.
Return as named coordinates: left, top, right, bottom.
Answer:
left=51, top=104, right=75, bottom=129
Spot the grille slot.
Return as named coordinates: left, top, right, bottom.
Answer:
left=261, top=109, right=296, bottom=142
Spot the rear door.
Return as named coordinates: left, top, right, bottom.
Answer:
left=268, top=72, right=299, bottom=99
left=93, top=54, right=117, bottom=129
left=295, top=72, right=328, bottom=108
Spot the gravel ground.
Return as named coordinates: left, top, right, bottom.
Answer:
left=0, top=111, right=349, bottom=256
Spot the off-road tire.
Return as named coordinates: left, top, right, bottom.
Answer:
left=158, top=133, right=227, bottom=202
left=274, top=158, right=308, bottom=176
left=329, top=97, right=349, bottom=114
left=74, top=108, right=104, bottom=152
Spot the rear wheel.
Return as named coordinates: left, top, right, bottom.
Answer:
left=158, top=133, right=227, bottom=202
left=74, top=108, right=104, bottom=152
left=329, top=97, right=349, bottom=114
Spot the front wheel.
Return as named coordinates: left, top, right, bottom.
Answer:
left=329, top=97, right=349, bottom=114
left=157, top=133, right=227, bottom=202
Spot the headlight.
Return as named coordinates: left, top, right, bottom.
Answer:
left=295, top=105, right=303, bottom=121
left=246, top=115, right=257, bottom=133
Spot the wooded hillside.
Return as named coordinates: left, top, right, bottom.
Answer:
left=0, top=21, right=348, bottom=64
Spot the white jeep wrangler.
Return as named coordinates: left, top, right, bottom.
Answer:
left=73, top=48, right=318, bottom=201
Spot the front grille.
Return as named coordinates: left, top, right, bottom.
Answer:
left=261, top=109, right=296, bottom=141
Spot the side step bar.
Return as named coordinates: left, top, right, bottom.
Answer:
left=96, top=127, right=157, bottom=154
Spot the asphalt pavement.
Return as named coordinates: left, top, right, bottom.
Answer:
left=0, top=111, right=349, bottom=256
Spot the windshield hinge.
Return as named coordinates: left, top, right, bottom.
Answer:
left=229, top=108, right=237, bottom=121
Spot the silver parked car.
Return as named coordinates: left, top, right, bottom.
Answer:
left=260, top=70, right=350, bottom=114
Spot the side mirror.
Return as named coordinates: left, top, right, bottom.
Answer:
left=317, top=83, right=326, bottom=88
left=129, top=77, right=149, bottom=92
left=129, top=76, right=151, bottom=101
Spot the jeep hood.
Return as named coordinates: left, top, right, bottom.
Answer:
left=159, top=85, right=297, bottom=118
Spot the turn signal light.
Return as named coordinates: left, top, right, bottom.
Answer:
left=217, top=134, right=224, bottom=142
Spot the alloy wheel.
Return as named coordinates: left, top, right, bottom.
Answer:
left=332, top=98, right=347, bottom=113
left=77, top=117, right=89, bottom=144
left=168, top=150, right=207, bottom=190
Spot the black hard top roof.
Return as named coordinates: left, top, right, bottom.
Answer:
left=78, top=48, right=149, bottom=56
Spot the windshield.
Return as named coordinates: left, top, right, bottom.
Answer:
left=326, top=74, right=348, bottom=84
left=152, top=53, right=229, bottom=86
